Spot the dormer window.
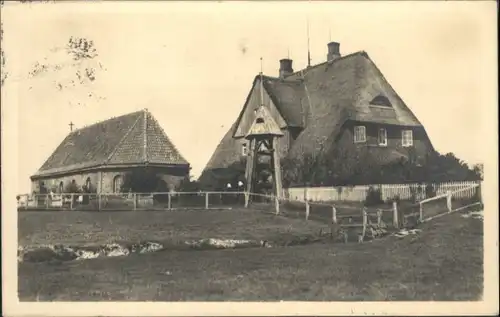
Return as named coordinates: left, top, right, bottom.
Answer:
left=370, top=95, right=392, bottom=108
left=256, top=118, right=264, bottom=124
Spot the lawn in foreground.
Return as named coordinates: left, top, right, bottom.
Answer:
left=18, top=209, right=330, bottom=248
left=18, top=211, right=483, bottom=301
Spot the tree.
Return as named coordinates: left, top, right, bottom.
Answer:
left=121, top=169, right=168, bottom=193
left=199, top=158, right=247, bottom=191
left=176, top=176, right=201, bottom=192
left=472, top=163, right=484, bottom=180
left=281, top=147, right=482, bottom=187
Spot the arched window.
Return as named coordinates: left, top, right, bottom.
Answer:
left=370, top=95, right=392, bottom=107
left=59, top=181, right=64, bottom=193
left=113, top=175, right=123, bottom=193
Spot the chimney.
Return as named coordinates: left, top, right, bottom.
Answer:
left=327, top=41, right=341, bottom=62
left=279, top=58, right=294, bottom=79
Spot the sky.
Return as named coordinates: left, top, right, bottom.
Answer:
left=1, top=1, right=497, bottom=194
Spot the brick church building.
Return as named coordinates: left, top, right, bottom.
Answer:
left=30, top=109, right=190, bottom=194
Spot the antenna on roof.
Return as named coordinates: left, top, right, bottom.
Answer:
left=306, top=16, right=311, bottom=68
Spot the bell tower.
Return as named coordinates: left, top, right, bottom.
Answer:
left=244, top=69, right=284, bottom=202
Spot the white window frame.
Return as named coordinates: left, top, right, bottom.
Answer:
left=242, top=143, right=248, bottom=156
left=378, top=128, right=387, bottom=146
left=353, top=126, right=366, bottom=143
left=402, top=130, right=413, bottom=147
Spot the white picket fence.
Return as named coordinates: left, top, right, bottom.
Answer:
left=283, top=181, right=481, bottom=202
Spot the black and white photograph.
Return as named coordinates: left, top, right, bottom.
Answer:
left=1, top=0, right=498, bottom=316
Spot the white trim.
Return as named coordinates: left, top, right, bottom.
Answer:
left=402, top=129, right=413, bottom=147
left=378, top=128, right=387, bottom=146
left=369, top=104, right=394, bottom=109
left=353, top=126, right=366, bottom=143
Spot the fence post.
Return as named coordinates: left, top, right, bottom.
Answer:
left=477, top=182, right=483, bottom=206
left=70, top=194, right=74, bottom=210
left=446, top=190, right=452, bottom=212
left=361, top=207, right=367, bottom=242
left=98, top=193, right=102, bottom=211
left=393, top=201, right=399, bottom=228
left=244, top=192, right=249, bottom=208
left=205, top=192, right=209, bottom=209
left=133, top=193, right=137, bottom=211
left=46, top=194, right=49, bottom=210
left=305, top=200, right=310, bottom=220
left=304, top=187, right=308, bottom=202
left=275, top=196, right=280, bottom=215
left=377, top=209, right=382, bottom=226
left=167, top=192, right=171, bottom=210
left=419, top=202, right=423, bottom=222
left=332, top=206, right=337, bottom=224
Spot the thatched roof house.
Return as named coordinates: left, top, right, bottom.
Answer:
left=30, top=109, right=190, bottom=194
left=200, top=41, right=435, bottom=187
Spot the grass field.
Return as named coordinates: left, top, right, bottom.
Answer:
left=19, top=209, right=330, bottom=248
left=18, top=206, right=483, bottom=301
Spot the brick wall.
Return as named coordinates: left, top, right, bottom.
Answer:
left=31, top=166, right=189, bottom=194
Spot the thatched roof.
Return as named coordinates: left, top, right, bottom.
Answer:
left=32, top=109, right=189, bottom=179
left=202, top=50, right=428, bottom=174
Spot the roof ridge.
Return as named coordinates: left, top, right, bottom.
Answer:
left=70, top=110, right=144, bottom=134
left=104, top=112, right=143, bottom=164
left=254, top=51, right=368, bottom=82
left=288, top=51, right=368, bottom=77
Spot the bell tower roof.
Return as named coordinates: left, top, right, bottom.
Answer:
left=245, top=105, right=284, bottom=139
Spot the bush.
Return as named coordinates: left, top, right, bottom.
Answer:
left=390, top=194, right=401, bottom=204
left=280, top=147, right=482, bottom=187
left=176, top=177, right=201, bottom=192
left=199, top=158, right=246, bottom=191
left=121, top=168, right=169, bottom=193
left=364, top=186, right=383, bottom=206
left=425, top=183, right=436, bottom=198
left=65, top=181, right=80, bottom=193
